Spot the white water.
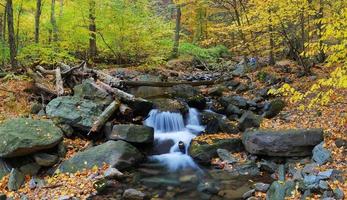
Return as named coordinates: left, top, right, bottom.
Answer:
left=144, top=108, right=205, bottom=171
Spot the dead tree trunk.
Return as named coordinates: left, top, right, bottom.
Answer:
left=35, top=0, right=42, bottom=43
left=6, top=0, right=17, bottom=68
left=89, top=0, right=97, bottom=59
left=172, top=5, right=181, bottom=58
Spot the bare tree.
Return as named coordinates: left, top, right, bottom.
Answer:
left=35, top=0, right=42, bottom=43
left=50, top=0, right=58, bottom=43
left=6, top=0, right=17, bottom=68
left=172, top=5, right=181, bottom=58
left=89, top=0, right=97, bottom=59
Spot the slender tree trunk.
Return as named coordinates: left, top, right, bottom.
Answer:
left=35, top=0, right=42, bottom=43
left=172, top=5, right=181, bottom=58
left=50, top=0, right=58, bottom=43
left=2, top=8, right=6, bottom=42
left=268, top=10, right=275, bottom=65
left=316, top=0, right=325, bottom=62
left=89, top=0, right=97, bottom=59
left=59, top=0, right=64, bottom=17
left=6, top=0, right=17, bottom=68
left=16, top=0, right=24, bottom=49
left=0, top=12, right=4, bottom=68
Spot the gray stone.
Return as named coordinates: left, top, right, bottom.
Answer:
left=152, top=98, right=188, bottom=114
left=58, top=141, right=143, bottom=173
left=266, top=181, right=295, bottom=200
left=216, top=149, right=238, bottom=164
left=302, top=163, right=319, bottom=175
left=220, top=96, right=248, bottom=108
left=200, top=111, right=238, bottom=134
left=19, top=162, right=40, bottom=176
left=319, top=180, right=329, bottom=190
left=141, top=177, right=180, bottom=187
left=242, top=189, right=255, bottom=199
left=123, top=189, right=145, bottom=200
left=8, top=169, right=25, bottom=191
left=242, top=129, right=324, bottom=157
left=226, top=104, right=242, bottom=116
left=106, top=124, right=154, bottom=144
left=208, top=86, right=225, bottom=97
left=189, top=138, right=243, bottom=165
left=33, top=153, right=59, bottom=167
left=254, top=182, right=270, bottom=192
left=317, top=169, right=334, bottom=179
left=238, top=111, right=262, bottom=131
left=259, top=160, right=278, bottom=173
left=312, top=142, right=332, bottom=165
left=169, top=84, right=200, bottom=99
left=303, top=175, right=319, bottom=190
left=197, top=181, right=220, bottom=195
left=58, top=124, right=74, bottom=137
left=57, top=142, right=67, bottom=157
left=263, top=99, right=285, bottom=119
left=0, top=159, right=11, bottom=180
left=103, top=167, right=124, bottom=179
left=0, top=118, right=63, bottom=158
left=46, top=96, right=103, bottom=131
left=334, top=188, right=344, bottom=200
left=73, top=79, right=113, bottom=107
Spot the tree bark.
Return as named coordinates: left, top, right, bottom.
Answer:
left=50, top=0, right=58, bottom=43
left=6, top=0, right=17, bottom=68
left=35, top=0, right=42, bottom=43
left=268, top=10, right=275, bottom=65
left=89, top=0, right=97, bottom=59
left=55, top=67, right=64, bottom=96
left=172, top=5, right=181, bottom=58
left=16, top=0, right=24, bottom=49
left=90, top=100, right=120, bottom=133
left=59, top=0, right=64, bottom=17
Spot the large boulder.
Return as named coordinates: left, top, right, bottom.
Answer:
left=200, top=111, right=238, bottom=134
left=242, top=129, right=324, bottom=157
left=263, top=99, right=285, bottom=119
left=73, top=79, right=113, bottom=107
left=58, top=140, right=143, bottom=173
left=0, top=118, right=63, bottom=158
left=238, top=111, right=262, bottom=131
left=189, top=138, right=244, bottom=165
left=46, top=96, right=103, bottom=131
left=106, top=124, right=154, bottom=144
left=169, top=84, right=200, bottom=99
left=220, top=96, right=248, bottom=108
left=152, top=98, right=188, bottom=114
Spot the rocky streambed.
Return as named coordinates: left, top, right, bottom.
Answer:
left=0, top=65, right=345, bottom=200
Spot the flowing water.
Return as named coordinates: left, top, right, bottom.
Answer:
left=144, top=108, right=204, bottom=172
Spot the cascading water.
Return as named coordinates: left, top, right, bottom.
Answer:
left=144, top=108, right=205, bottom=172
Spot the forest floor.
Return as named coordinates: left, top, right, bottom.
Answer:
left=0, top=63, right=345, bottom=199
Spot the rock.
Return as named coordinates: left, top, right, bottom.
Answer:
left=254, top=182, right=270, bottom=192
left=335, top=139, right=347, bottom=148
left=319, top=180, right=330, bottom=190
left=242, top=189, right=255, bottom=199
left=242, top=129, right=324, bottom=156
left=8, top=169, right=25, bottom=191
left=200, top=111, right=238, bottom=134
left=30, top=103, right=43, bottom=114
left=152, top=98, right=188, bottom=114
left=259, top=160, right=278, bottom=173
left=46, top=96, right=103, bottom=131
left=103, top=167, right=124, bottom=179
left=235, top=84, right=249, bottom=94
left=189, top=138, right=243, bottom=165
left=220, top=96, right=248, bottom=108
left=187, top=95, right=206, bottom=110
left=238, top=111, right=262, bottom=131
left=123, top=188, right=145, bottom=200
left=317, top=169, right=334, bottom=179
left=0, top=118, right=63, bottom=158
left=302, top=163, right=319, bottom=175
left=19, top=162, right=40, bottom=176
left=266, top=181, right=295, bottom=200
left=73, top=79, right=113, bottom=107
left=58, top=141, right=143, bottom=173
left=229, top=162, right=260, bottom=176
left=141, top=177, right=180, bottom=187
left=312, top=142, right=332, bottom=165
left=216, top=149, right=238, bottom=164
left=33, top=153, right=59, bottom=167
left=225, top=104, right=243, bottom=117
left=197, top=181, right=220, bottom=195
left=57, top=124, right=74, bottom=138
left=106, top=124, right=154, bottom=144
left=303, top=175, right=319, bottom=190
left=208, top=86, right=225, bottom=97
left=263, top=99, right=285, bottom=119
left=0, top=159, right=11, bottom=180
left=57, top=142, right=67, bottom=158
left=169, top=84, right=200, bottom=99
left=333, top=188, right=344, bottom=200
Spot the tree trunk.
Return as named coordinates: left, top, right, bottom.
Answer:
left=50, top=0, right=58, bottom=43
left=59, top=0, right=64, bottom=17
left=316, top=0, right=326, bottom=63
left=172, top=5, right=181, bottom=58
left=89, top=0, right=97, bottom=59
left=6, top=0, right=17, bottom=68
left=0, top=12, right=4, bottom=68
left=35, top=0, right=42, bottom=43
left=268, top=10, right=275, bottom=65
left=16, top=0, right=24, bottom=49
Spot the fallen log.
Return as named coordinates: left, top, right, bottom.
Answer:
left=121, top=78, right=233, bottom=88
left=90, top=100, right=120, bottom=134
left=83, top=64, right=121, bottom=87
left=55, top=67, right=64, bottom=96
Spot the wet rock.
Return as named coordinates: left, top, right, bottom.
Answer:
left=103, top=167, right=124, bottom=179
left=242, top=129, right=323, bottom=156
left=46, top=96, right=103, bottom=131
left=303, top=175, right=319, bottom=190
left=58, top=141, right=143, bottom=173
left=73, top=79, right=113, bottom=107
left=302, top=163, right=319, bottom=175
left=335, top=139, right=347, bottom=148
left=197, top=181, right=220, bottom=195
left=216, top=149, right=238, bottom=164
left=57, top=142, right=67, bottom=158
left=189, top=138, right=243, bottom=165
left=106, top=124, right=154, bottom=144
left=8, top=169, right=25, bottom=191
left=152, top=98, right=188, bottom=114
left=208, top=86, right=225, bottom=97
left=200, top=111, right=238, bottom=134
left=319, top=180, right=330, bottom=190
left=266, top=181, right=295, bottom=200
left=0, top=118, right=63, bottom=158
left=141, top=177, right=180, bottom=187
left=317, top=169, right=334, bottom=179
left=333, top=188, right=344, bottom=200
left=33, top=153, right=59, bottom=167
left=242, top=189, right=255, bottom=199
left=238, top=111, right=262, bottom=131
left=230, top=162, right=260, bottom=176
left=123, top=188, right=145, bottom=200
left=226, top=104, right=243, bottom=117
left=256, top=88, right=270, bottom=98
left=19, top=162, right=40, bottom=176
left=58, top=124, right=74, bottom=138
left=30, top=103, right=43, bottom=114
left=220, top=96, right=248, bottom=108
left=263, top=99, right=285, bottom=119
left=259, top=160, right=278, bottom=173
left=254, top=182, right=270, bottom=192
left=169, top=84, right=200, bottom=99
left=312, top=142, right=332, bottom=165
left=187, top=95, right=206, bottom=110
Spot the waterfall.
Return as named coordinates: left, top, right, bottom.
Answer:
left=144, top=108, right=205, bottom=172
